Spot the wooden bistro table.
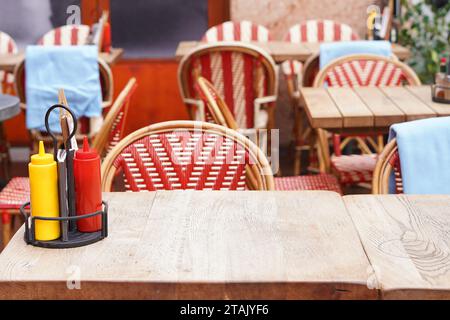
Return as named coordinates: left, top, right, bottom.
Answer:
left=301, top=85, right=450, bottom=133
left=175, top=41, right=410, bottom=63
left=0, top=191, right=377, bottom=300
left=300, top=85, right=450, bottom=170
left=0, top=48, right=124, bottom=73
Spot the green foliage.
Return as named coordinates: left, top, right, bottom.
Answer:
left=399, top=0, right=450, bottom=83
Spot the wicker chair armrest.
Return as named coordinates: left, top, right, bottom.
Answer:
left=182, top=98, right=206, bottom=121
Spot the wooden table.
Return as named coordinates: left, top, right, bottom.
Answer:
left=300, top=85, right=450, bottom=133
left=175, top=41, right=410, bottom=63
left=0, top=48, right=124, bottom=72
left=0, top=191, right=377, bottom=300
left=344, top=195, right=450, bottom=299
left=1, top=191, right=448, bottom=300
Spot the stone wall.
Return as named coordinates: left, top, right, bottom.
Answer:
left=231, top=0, right=384, bottom=40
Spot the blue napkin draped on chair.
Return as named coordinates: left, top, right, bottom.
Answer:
left=25, top=45, right=102, bottom=132
left=389, top=117, right=450, bottom=194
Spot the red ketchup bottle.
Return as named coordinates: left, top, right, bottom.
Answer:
left=74, top=137, right=102, bottom=232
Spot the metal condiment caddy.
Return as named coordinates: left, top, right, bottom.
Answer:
left=21, top=101, right=108, bottom=249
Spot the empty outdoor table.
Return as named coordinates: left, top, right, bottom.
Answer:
left=0, top=94, right=20, bottom=179
left=344, top=195, right=450, bottom=299
left=0, top=191, right=377, bottom=300
left=300, top=86, right=449, bottom=133
left=0, top=48, right=124, bottom=72
left=175, top=41, right=410, bottom=63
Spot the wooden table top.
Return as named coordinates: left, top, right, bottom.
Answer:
left=0, top=191, right=376, bottom=300
left=344, top=195, right=450, bottom=299
left=175, top=41, right=410, bottom=63
left=0, top=48, right=124, bottom=72
left=1, top=191, right=448, bottom=299
left=300, top=85, right=450, bottom=132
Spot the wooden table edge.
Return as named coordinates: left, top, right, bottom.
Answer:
left=0, top=280, right=379, bottom=300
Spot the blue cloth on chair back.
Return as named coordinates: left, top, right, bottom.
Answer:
left=25, top=45, right=102, bottom=132
left=319, top=40, right=392, bottom=69
left=388, top=117, right=450, bottom=194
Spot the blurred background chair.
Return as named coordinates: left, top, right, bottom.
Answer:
left=37, top=24, right=91, bottom=46
left=178, top=42, right=277, bottom=132
left=0, top=31, right=18, bottom=94
left=92, top=77, right=137, bottom=159
left=202, top=20, right=271, bottom=42
left=195, top=76, right=342, bottom=194
left=101, top=120, right=275, bottom=191
left=313, top=54, right=420, bottom=189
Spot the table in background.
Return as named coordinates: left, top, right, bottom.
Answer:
left=175, top=41, right=410, bottom=63
left=0, top=191, right=376, bottom=300
left=300, top=85, right=449, bottom=133
left=344, top=195, right=450, bottom=299
left=0, top=48, right=124, bottom=72
left=0, top=94, right=20, bottom=179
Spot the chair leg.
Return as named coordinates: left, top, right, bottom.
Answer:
left=2, top=211, right=11, bottom=248
left=293, top=105, right=302, bottom=176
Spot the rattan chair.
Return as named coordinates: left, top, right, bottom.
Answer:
left=0, top=31, right=18, bottom=94
left=178, top=42, right=278, bottom=131
left=313, top=54, right=420, bottom=187
left=101, top=120, right=275, bottom=192
left=372, top=138, right=402, bottom=194
left=37, top=24, right=91, bottom=45
left=92, top=77, right=137, bottom=158
left=195, top=77, right=342, bottom=194
left=14, top=57, right=114, bottom=153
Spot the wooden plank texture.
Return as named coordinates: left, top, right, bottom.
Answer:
left=0, top=191, right=376, bottom=300
left=381, top=87, right=436, bottom=121
left=406, top=85, right=450, bottom=117
left=300, top=88, right=343, bottom=129
left=327, top=87, right=374, bottom=128
left=344, top=195, right=450, bottom=299
left=354, top=87, right=405, bottom=127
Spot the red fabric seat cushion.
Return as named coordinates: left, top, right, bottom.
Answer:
left=331, top=154, right=377, bottom=185
left=0, top=177, right=30, bottom=210
left=275, top=174, right=342, bottom=194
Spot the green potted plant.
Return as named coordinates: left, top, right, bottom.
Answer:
left=399, top=0, right=450, bottom=83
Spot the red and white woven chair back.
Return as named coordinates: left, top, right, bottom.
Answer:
left=0, top=31, right=18, bottom=54
left=203, top=20, right=270, bottom=43
left=0, top=31, right=18, bottom=93
left=102, top=121, right=274, bottom=191
left=317, top=55, right=420, bottom=87
left=37, top=25, right=90, bottom=45
left=178, top=43, right=277, bottom=129
left=285, top=20, right=359, bottom=43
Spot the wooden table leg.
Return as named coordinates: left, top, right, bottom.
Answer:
left=293, top=105, right=302, bottom=176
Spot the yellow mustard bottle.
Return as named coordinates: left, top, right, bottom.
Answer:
left=29, top=141, right=60, bottom=241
